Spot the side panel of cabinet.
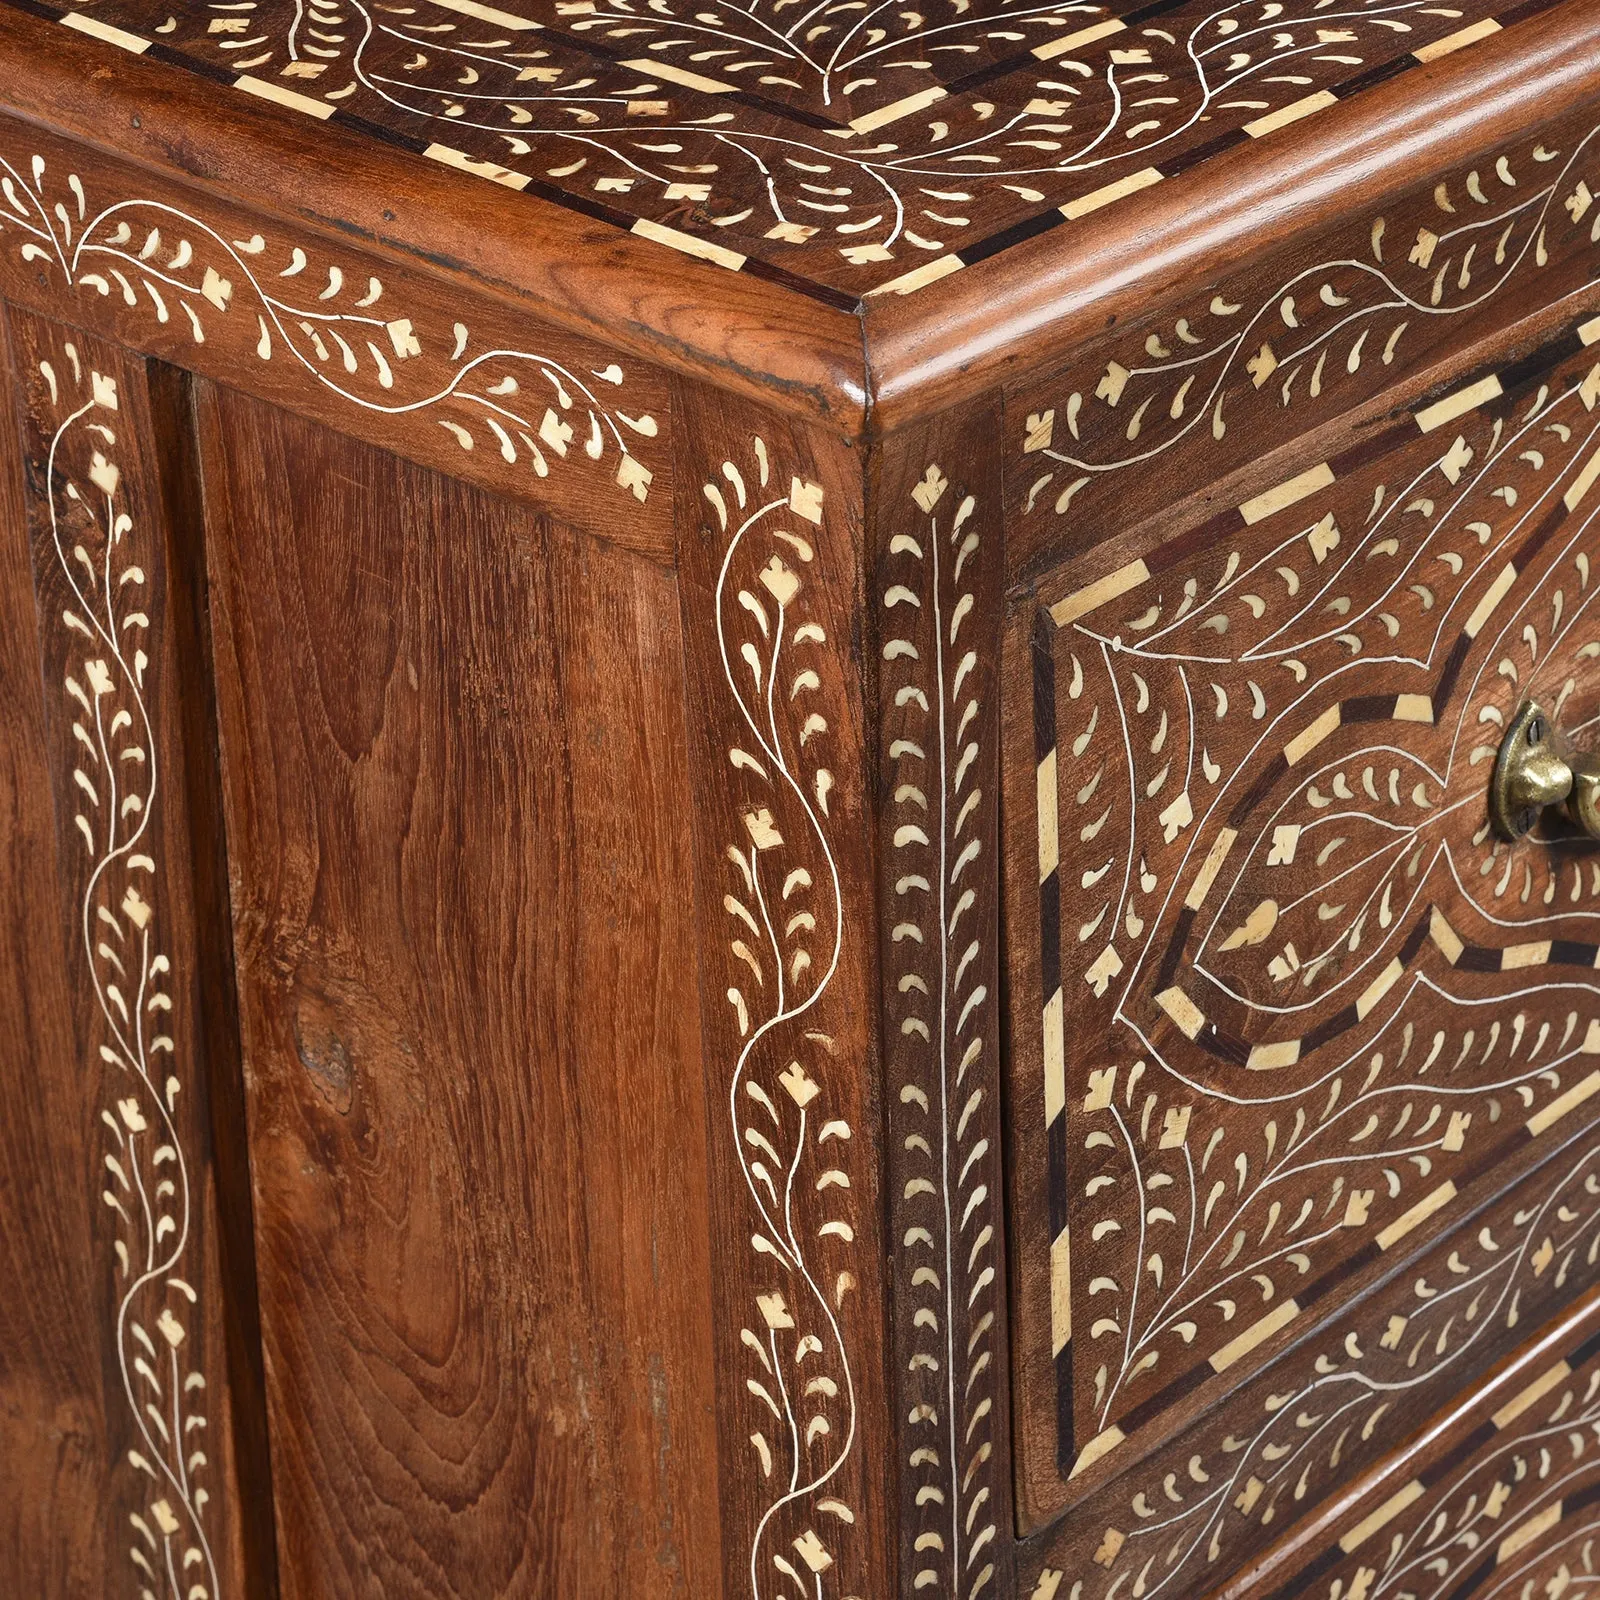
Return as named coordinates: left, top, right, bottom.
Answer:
left=194, top=385, right=724, bottom=1599
left=0, top=307, right=270, bottom=1595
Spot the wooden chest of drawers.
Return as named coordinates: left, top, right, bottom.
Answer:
left=4, top=2, right=1600, bottom=1596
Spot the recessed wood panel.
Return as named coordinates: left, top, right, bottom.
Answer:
left=196, top=386, right=722, bottom=1599
left=1005, top=293, right=1600, bottom=1573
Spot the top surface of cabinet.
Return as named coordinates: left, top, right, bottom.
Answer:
left=5, top=0, right=1596, bottom=431
left=0, top=0, right=1542, bottom=303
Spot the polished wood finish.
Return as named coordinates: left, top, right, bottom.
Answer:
left=196, top=384, right=722, bottom=1597
left=3, top=3, right=1600, bottom=1598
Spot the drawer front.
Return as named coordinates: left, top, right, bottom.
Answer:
left=1015, top=1120, right=1600, bottom=1598
left=1249, top=1287, right=1600, bottom=1600
left=1002, top=106, right=1600, bottom=1595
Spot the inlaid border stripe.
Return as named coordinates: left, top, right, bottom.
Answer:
left=1338, top=1479, right=1425, bottom=1552
left=620, top=57, right=736, bottom=96
left=1498, top=1500, right=1562, bottom=1564
left=1491, top=1359, right=1573, bottom=1429
left=58, top=8, right=147, bottom=49
left=1032, top=18, right=1125, bottom=60
left=1157, top=911, right=1600, bottom=1075
left=847, top=84, right=946, bottom=134
left=1415, top=18, right=1502, bottom=60
left=1416, top=373, right=1504, bottom=432
left=1032, top=607, right=1076, bottom=1471
left=1243, top=90, right=1337, bottom=139
left=1059, top=167, right=1163, bottom=221
left=430, top=0, right=542, bottom=28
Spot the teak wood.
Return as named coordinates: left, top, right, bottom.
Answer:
left=5, top=3, right=1600, bottom=1599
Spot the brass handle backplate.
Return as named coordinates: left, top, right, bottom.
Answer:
left=1490, top=700, right=1600, bottom=841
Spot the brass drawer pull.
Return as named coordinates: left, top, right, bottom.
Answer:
left=1490, top=700, right=1600, bottom=840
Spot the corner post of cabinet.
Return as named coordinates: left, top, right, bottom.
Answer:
left=671, top=376, right=898, bottom=1600
left=865, top=398, right=1017, bottom=1600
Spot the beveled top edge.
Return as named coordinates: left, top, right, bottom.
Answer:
left=864, top=0, right=1600, bottom=429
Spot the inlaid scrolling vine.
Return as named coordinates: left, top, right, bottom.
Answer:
left=1265, top=1287, right=1600, bottom=1600
left=1015, top=110, right=1600, bottom=544
left=31, top=0, right=1531, bottom=294
left=25, top=339, right=222, bottom=1600
left=0, top=139, right=667, bottom=521
left=701, top=435, right=868, bottom=1600
left=1024, top=1131, right=1600, bottom=1599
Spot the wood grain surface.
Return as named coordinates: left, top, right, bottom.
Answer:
left=195, top=383, right=723, bottom=1599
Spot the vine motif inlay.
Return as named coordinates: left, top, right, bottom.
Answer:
left=1017, top=119, right=1600, bottom=528
left=35, top=0, right=1526, bottom=294
left=1294, top=1287, right=1600, bottom=1600
left=1022, top=309, right=1600, bottom=1566
left=706, top=437, right=864, bottom=1599
left=1027, top=1134, right=1600, bottom=1598
left=0, top=150, right=659, bottom=500
left=34, top=344, right=220, bottom=1599
left=881, top=460, right=1003, bottom=1600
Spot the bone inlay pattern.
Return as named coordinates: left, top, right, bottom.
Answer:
left=879, top=454, right=1006, bottom=1600
left=1024, top=1139, right=1600, bottom=1600
left=1011, top=107, right=1600, bottom=559
left=1258, top=1297, right=1600, bottom=1600
left=701, top=435, right=869, bottom=1599
left=5, top=0, right=1557, bottom=300
left=20, top=334, right=223, bottom=1599
left=1023, top=309, right=1600, bottom=1547
left=1023, top=1137, right=1600, bottom=1598
left=0, top=133, right=669, bottom=540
